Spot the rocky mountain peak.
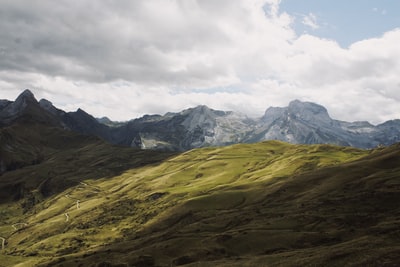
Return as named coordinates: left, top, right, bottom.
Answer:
left=39, top=99, right=63, bottom=116
left=288, top=100, right=328, bottom=115
left=193, top=105, right=210, bottom=112
left=0, top=89, right=66, bottom=127
left=261, top=106, right=286, bottom=124
left=0, top=89, right=39, bottom=119
left=39, top=98, right=53, bottom=109
left=2, top=89, right=400, bottom=150
left=76, top=108, right=87, bottom=114
left=14, top=89, right=37, bottom=108
left=286, top=100, right=331, bottom=123
left=181, top=105, right=219, bottom=131
left=69, top=108, right=98, bottom=124
left=184, top=105, right=213, bottom=115
left=97, top=116, right=112, bottom=124
left=17, top=89, right=35, bottom=100
left=261, top=100, right=330, bottom=125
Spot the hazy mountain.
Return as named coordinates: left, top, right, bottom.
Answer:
left=2, top=90, right=400, bottom=150
left=245, top=100, right=396, bottom=148
left=118, top=99, right=400, bottom=150
left=96, top=116, right=127, bottom=128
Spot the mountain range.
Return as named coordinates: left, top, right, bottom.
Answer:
left=1, top=89, right=399, bottom=266
left=1, top=89, right=400, bottom=151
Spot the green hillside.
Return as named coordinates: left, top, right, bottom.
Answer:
left=1, top=138, right=399, bottom=266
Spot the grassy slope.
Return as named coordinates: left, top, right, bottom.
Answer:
left=1, top=140, right=399, bottom=266
left=0, top=123, right=175, bottom=201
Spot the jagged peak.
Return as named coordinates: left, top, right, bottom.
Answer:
left=263, top=106, right=285, bottom=117
left=288, top=99, right=327, bottom=113
left=39, top=98, right=53, bottom=107
left=76, top=108, right=88, bottom=114
left=182, top=105, right=212, bottom=114
left=20, top=88, right=34, bottom=96
left=187, top=105, right=228, bottom=117
left=39, top=98, right=64, bottom=116
left=97, top=116, right=112, bottom=124
left=9, top=89, right=39, bottom=114
left=193, top=104, right=211, bottom=111
left=15, top=89, right=37, bottom=103
left=261, top=100, right=331, bottom=125
left=73, top=108, right=97, bottom=120
left=261, top=106, right=286, bottom=124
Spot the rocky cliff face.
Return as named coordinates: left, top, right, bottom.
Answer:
left=128, top=105, right=254, bottom=150
left=2, top=90, right=400, bottom=151
left=245, top=100, right=384, bottom=148
left=107, top=100, right=400, bottom=150
left=253, top=100, right=400, bottom=148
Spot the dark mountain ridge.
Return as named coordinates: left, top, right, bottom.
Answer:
left=2, top=89, right=400, bottom=151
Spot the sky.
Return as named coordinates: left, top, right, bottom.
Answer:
left=0, top=0, right=400, bottom=124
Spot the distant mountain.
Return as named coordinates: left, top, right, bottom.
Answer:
left=1, top=90, right=400, bottom=266
left=0, top=89, right=121, bottom=144
left=0, top=89, right=172, bottom=192
left=120, top=105, right=255, bottom=150
left=244, top=100, right=392, bottom=148
left=114, top=99, right=400, bottom=150
left=2, top=90, right=400, bottom=150
left=0, top=89, right=60, bottom=127
left=96, top=116, right=126, bottom=127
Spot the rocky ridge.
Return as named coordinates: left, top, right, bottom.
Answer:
left=1, top=90, right=400, bottom=151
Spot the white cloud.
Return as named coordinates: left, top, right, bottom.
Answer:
left=302, top=13, right=319, bottom=30
left=1, top=1, right=400, bottom=124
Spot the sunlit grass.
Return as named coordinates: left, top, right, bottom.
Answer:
left=1, top=141, right=399, bottom=266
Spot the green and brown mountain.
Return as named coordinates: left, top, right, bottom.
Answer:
left=0, top=90, right=399, bottom=266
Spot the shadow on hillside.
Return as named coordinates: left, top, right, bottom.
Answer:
left=42, top=143, right=400, bottom=267
left=0, top=145, right=177, bottom=205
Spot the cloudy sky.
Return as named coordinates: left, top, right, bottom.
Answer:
left=1, top=0, right=400, bottom=124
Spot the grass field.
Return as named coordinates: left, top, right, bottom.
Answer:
left=1, top=135, right=399, bottom=266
